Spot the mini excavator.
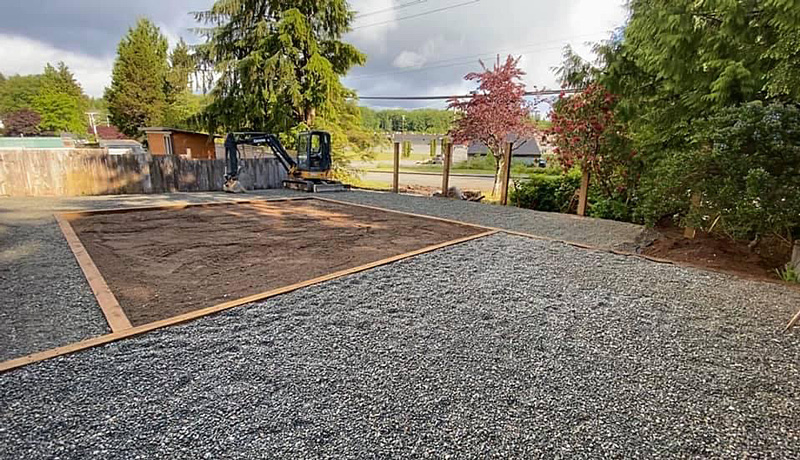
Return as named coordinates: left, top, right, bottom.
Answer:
left=223, top=130, right=349, bottom=193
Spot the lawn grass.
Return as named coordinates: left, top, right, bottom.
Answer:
left=370, top=151, right=431, bottom=162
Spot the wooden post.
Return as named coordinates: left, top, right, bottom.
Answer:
left=500, top=142, right=513, bottom=206
left=683, top=192, right=702, bottom=239
left=392, top=141, right=400, bottom=193
left=790, top=240, right=800, bottom=271
left=577, top=168, right=590, bottom=216
left=441, top=141, right=452, bottom=196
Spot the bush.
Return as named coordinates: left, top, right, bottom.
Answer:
left=636, top=102, right=800, bottom=240
left=588, top=194, right=634, bottom=222
left=510, top=168, right=582, bottom=212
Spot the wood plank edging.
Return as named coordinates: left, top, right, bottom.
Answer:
left=55, top=214, right=132, bottom=332
left=0, top=229, right=497, bottom=373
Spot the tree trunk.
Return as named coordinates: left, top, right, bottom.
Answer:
left=303, top=106, right=316, bottom=125
left=492, top=153, right=504, bottom=197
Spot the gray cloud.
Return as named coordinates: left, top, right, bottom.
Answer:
left=0, top=0, right=207, bottom=58
left=0, top=0, right=625, bottom=105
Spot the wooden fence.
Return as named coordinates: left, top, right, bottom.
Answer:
left=0, top=149, right=287, bottom=197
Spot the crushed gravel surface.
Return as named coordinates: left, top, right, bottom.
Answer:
left=1, top=189, right=647, bottom=361
left=2, top=233, right=798, bottom=458
left=326, top=190, right=653, bottom=251
left=0, top=211, right=108, bottom=362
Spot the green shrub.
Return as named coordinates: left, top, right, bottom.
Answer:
left=776, top=264, right=800, bottom=283
left=636, top=102, right=800, bottom=240
left=588, top=194, right=634, bottom=222
left=510, top=168, right=582, bottom=212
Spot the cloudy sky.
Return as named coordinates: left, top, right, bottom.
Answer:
left=0, top=0, right=627, bottom=109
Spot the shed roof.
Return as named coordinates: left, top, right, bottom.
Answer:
left=140, top=127, right=221, bottom=138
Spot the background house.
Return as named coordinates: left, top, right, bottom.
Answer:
left=466, top=134, right=542, bottom=164
left=141, top=127, right=219, bottom=160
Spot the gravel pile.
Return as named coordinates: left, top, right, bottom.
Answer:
left=2, top=233, right=798, bottom=458
left=0, top=211, right=108, bottom=362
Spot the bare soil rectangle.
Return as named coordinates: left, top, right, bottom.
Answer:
left=68, top=199, right=483, bottom=326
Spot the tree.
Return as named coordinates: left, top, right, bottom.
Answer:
left=448, top=55, right=535, bottom=195
left=549, top=84, right=635, bottom=196
left=166, top=38, right=195, bottom=98
left=162, top=39, right=207, bottom=128
left=548, top=83, right=639, bottom=216
left=33, top=62, right=87, bottom=133
left=105, top=18, right=169, bottom=137
left=553, top=45, right=595, bottom=89
left=194, top=0, right=366, bottom=132
left=34, top=92, right=84, bottom=134
left=0, top=75, right=43, bottom=115
left=2, top=109, right=41, bottom=136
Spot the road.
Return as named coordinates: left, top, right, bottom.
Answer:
left=361, top=170, right=506, bottom=192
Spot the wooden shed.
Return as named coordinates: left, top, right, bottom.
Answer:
left=141, top=127, right=220, bottom=160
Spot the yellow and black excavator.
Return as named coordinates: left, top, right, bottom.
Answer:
left=223, top=130, right=349, bottom=193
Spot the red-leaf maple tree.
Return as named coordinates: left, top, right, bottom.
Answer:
left=2, top=109, right=42, bottom=137
left=548, top=83, right=635, bottom=200
left=448, top=55, right=535, bottom=195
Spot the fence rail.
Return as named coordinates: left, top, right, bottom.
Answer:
left=0, top=149, right=287, bottom=197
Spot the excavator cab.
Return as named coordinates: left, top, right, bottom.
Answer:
left=296, top=131, right=332, bottom=173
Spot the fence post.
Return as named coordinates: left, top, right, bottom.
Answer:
left=392, top=141, right=400, bottom=193
left=441, top=141, right=452, bottom=195
left=577, top=168, right=590, bottom=216
left=683, top=192, right=702, bottom=238
left=500, top=142, right=513, bottom=205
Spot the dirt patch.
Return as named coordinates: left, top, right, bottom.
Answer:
left=69, top=199, right=483, bottom=326
left=642, top=223, right=793, bottom=283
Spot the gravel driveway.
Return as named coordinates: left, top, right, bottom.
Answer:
left=0, top=189, right=650, bottom=362
left=0, top=209, right=108, bottom=362
left=317, top=190, right=652, bottom=251
left=2, top=234, right=798, bottom=458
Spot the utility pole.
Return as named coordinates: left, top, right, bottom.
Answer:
left=86, top=112, right=98, bottom=137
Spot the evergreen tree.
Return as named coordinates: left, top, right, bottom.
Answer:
left=105, top=18, right=169, bottom=137
left=162, top=38, right=206, bottom=128
left=166, top=38, right=195, bottom=101
left=194, top=0, right=366, bottom=132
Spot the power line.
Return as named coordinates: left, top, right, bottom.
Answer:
left=345, top=31, right=609, bottom=81
left=356, top=89, right=580, bottom=101
left=352, top=0, right=480, bottom=30
left=355, top=0, right=428, bottom=19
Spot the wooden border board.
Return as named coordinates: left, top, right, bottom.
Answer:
left=0, top=229, right=497, bottom=373
left=55, top=214, right=132, bottom=332
left=54, top=196, right=316, bottom=333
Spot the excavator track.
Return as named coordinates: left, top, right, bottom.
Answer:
left=282, top=179, right=349, bottom=193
